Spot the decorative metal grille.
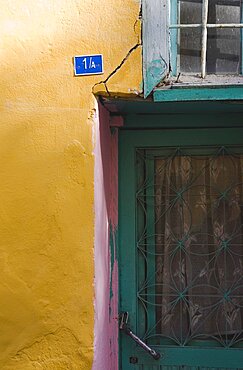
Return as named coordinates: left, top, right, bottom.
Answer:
left=136, top=146, right=243, bottom=348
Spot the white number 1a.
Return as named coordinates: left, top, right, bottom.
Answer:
left=82, top=57, right=96, bottom=70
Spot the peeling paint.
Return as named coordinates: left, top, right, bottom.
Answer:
left=144, top=58, right=168, bottom=97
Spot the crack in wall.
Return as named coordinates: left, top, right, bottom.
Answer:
left=92, top=42, right=141, bottom=96
left=134, top=1, right=142, bottom=43
left=92, top=4, right=142, bottom=97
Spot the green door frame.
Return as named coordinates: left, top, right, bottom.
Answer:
left=119, top=125, right=243, bottom=370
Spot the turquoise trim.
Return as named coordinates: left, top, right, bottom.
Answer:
left=241, top=4, right=243, bottom=75
left=109, top=223, right=117, bottom=300
left=103, top=98, right=243, bottom=114
left=119, top=131, right=137, bottom=370
left=144, top=59, right=168, bottom=98
left=124, top=112, right=243, bottom=129
left=170, top=0, right=178, bottom=76
left=154, top=86, right=243, bottom=102
left=135, top=346, right=243, bottom=367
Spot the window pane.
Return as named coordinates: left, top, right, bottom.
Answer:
left=207, top=0, right=241, bottom=73
left=179, top=0, right=202, bottom=73
left=177, top=0, right=242, bottom=75
left=180, top=0, right=202, bottom=24
left=180, top=29, right=201, bottom=73
left=207, top=28, right=241, bottom=73
left=208, top=0, right=241, bottom=24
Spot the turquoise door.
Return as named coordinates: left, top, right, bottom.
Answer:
left=119, top=127, right=243, bottom=370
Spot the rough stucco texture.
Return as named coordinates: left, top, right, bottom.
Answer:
left=0, top=1, right=142, bottom=369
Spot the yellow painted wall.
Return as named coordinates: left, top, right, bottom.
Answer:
left=0, top=1, right=142, bottom=369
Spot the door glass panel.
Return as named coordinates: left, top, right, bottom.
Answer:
left=137, top=146, right=243, bottom=348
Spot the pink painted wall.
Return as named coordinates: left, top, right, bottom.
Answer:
left=93, top=101, right=119, bottom=370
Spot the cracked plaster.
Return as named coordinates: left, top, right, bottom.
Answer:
left=92, top=3, right=142, bottom=97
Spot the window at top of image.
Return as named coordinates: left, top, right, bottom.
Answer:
left=170, top=0, right=243, bottom=78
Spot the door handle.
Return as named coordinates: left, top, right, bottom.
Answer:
left=119, top=312, right=161, bottom=361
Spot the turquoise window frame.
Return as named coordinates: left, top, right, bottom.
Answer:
left=154, top=85, right=243, bottom=102
left=143, top=0, right=243, bottom=101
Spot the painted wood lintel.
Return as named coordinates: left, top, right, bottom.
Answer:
left=154, top=86, right=243, bottom=102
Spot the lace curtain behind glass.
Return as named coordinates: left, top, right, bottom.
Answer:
left=154, top=149, right=243, bottom=346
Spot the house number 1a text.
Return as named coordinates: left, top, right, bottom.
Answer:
left=74, top=54, right=104, bottom=76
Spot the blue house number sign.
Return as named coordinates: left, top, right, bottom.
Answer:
left=74, top=54, right=104, bottom=76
